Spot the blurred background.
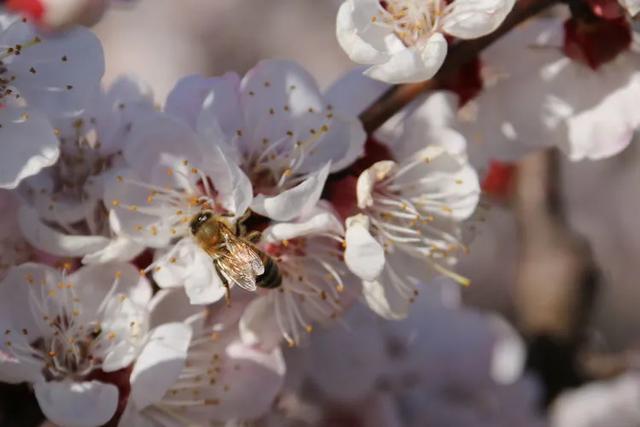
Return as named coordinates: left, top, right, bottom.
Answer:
left=4, top=0, right=640, bottom=425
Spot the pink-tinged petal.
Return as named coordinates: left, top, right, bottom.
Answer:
left=130, top=323, right=192, bottom=409
left=0, top=108, right=59, bottom=190
left=442, top=0, right=515, bottom=39
left=34, top=380, right=118, bottom=427
left=18, top=205, right=110, bottom=257
left=252, top=161, right=330, bottom=221
left=336, top=0, right=392, bottom=64
left=239, top=296, right=282, bottom=351
left=364, top=33, right=448, bottom=83
left=344, top=214, right=385, bottom=282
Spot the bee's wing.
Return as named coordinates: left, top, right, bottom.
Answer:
left=216, top=230, right=265, bottom=292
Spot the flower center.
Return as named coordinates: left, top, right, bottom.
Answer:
left=374, top=0, right=446, bottom=47
left=112, top=162, right=224, bottom=245
left=3, top=270, right=143, bottom=381
left=264, top=236, right=347, bottom=347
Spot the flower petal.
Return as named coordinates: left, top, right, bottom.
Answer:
left=362, top=276, right=411, bottom=320
left=344, top=214, right=385, bottom=281
left=208, top=340, right=286, bottom=421
left=240, top=296, right=282, bottom=351
left=0, top=108, right=59, bottom=190
left=11, top=26, right=105, bottom=116
left=442, top=0, right=515, bottom=40
left=129, top=322, right=193, bottom=409
left=364, top=33, right=448, bottom=84
left=165, top=74, right=236, bottom=130
left=324, top=67, right=390, bottom=117
left=34, top=380, right=118, bottom=427
left=153, top=239, right=226, bottom=305
left=336, top=0, right=392, bottom=64
left=262, top=204, right=344, bottom=242
left=18, top=205, right=110, bottom=257
left=252, top=161, right=331, bottom=221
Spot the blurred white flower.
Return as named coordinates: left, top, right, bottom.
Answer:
left=551, top=374, right=640, bottom=427
left=0, top=11, right=104, bottom=189
left=343, top=140, right=480, bottom=319
left=104, top=112, right=253, bottom=305
left=462, top=16, right=640, bottom=163
left=120, top=289, right=285, bottom=426
left=167, top=59, right=366, bottom=222
left=336, top=0, right=515, bottom=83
left=619, top=0, right=640, bottom=15
left=240, top=203, right=350, bottom=349
left=0, top=262, right=151, bottom=427
left=291, top=279, right=544, bottom=427
left=17, top=76, right=153, bottom=264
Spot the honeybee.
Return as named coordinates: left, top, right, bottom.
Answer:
left=189, top=211, right=282, bottom=301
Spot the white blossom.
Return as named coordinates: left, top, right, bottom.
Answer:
left=240, top=203, right=351, bottom=349
left=166, top=59, right=366, bottom=222
left=344, top=139, right=479, bottom=319
left=0, top=262, right=151, bottom=427
left=119, top=289, right=285, bottom=426
left=104, top=111, right=253, bottom=305
left=292, top=280, right=544, bottom=427
left=461, top=17, right=640, bottom=163
left=620, top=0, right=640, bottom=16
left=551, top=374, right=640, bottom=427
left=0, top=10, right=104, bottom=189
left=17, top=76, right=153, bottom=264
left=336, top=0, right=515, bottom=83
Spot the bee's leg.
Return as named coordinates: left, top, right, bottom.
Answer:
left=235, top=209, right=253, bottom=236
left=223, top=282, right=231, bottom=307
left=245, top=230, right=262, bottom=244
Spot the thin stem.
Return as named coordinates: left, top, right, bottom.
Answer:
left=359, top=0, right=560, bottom=134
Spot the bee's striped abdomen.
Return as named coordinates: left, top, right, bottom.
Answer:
left=257, top=255, right=282, bottom=289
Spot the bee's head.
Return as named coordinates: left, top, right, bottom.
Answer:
left=189, top=211, right=213, bottom=235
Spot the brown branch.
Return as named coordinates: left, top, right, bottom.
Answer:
left=359, top=0, right=559, bottom=134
